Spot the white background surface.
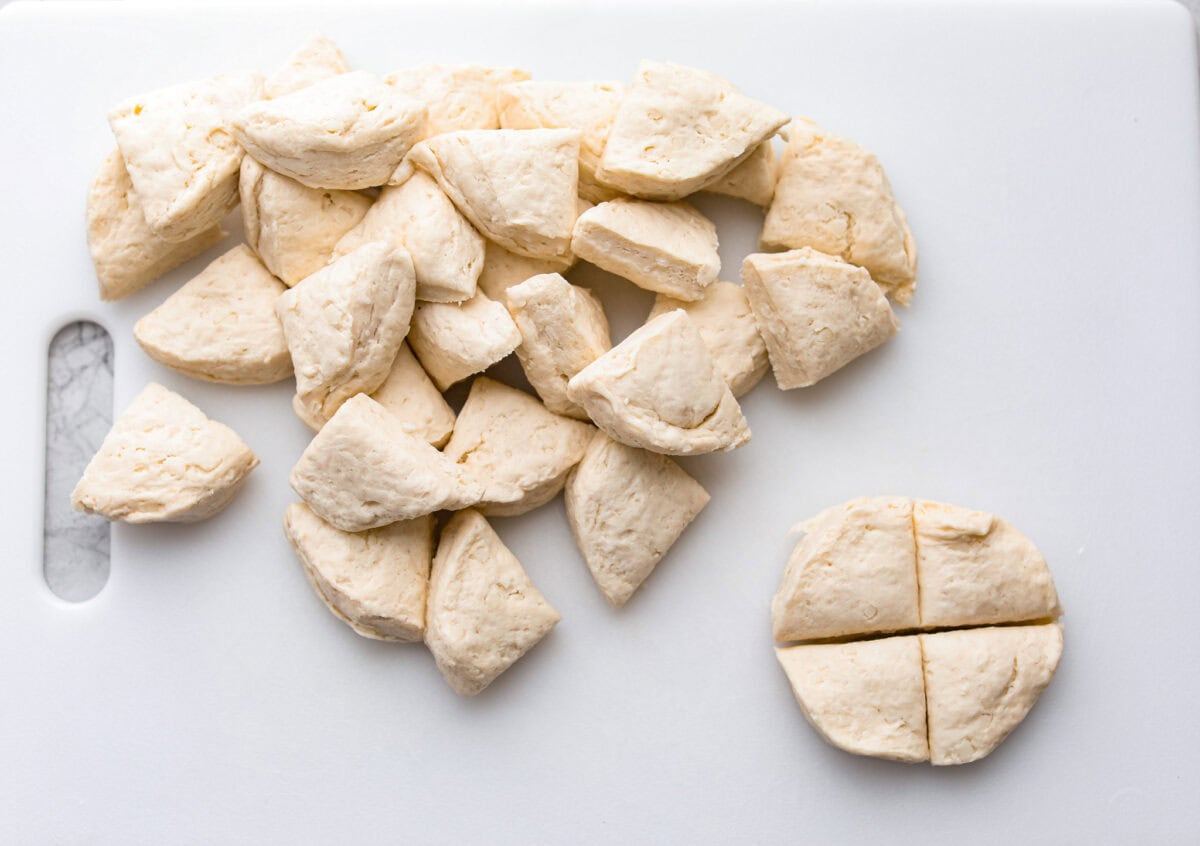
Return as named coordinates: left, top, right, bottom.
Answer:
left=2, top=1, right=1199, bottom=842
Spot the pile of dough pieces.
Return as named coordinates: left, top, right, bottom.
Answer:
left=74, top=37, right=917, bottom=696
left=772, top=497, right=1063, bottom=765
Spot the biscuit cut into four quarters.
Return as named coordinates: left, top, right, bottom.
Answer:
left=772, top=497, right=1063, bottom=765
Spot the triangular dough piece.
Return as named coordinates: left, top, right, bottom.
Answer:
left=405, top=129, right=581, bottom=261
left=762, top=118, right=917, bottom=305
left=914, top=501, right=1060, bottom=629
left=566, top=309, right=750, bottom=456
left=595, top=61, right=788, bottom=201
left=290, top=394, right=483, bottom=532
left=240, top=156, right=372, bottom=287
left=498, top=80, right=626, bottom=203
left=71, top=383, right=258, bottom=523
left=425, top=509, right=560, bottom=695
left=134, top=245, right=291, bottom=385
left=701, top=140, right=778, bottom=207
left=565, top=432, right=709, bottom=607
left=776, top=636, right=929, bottom=763
left=442, top=378, right=594, bottom=517
left=771, top=497, right=919, bottom=642
left=283, top=502, right=433, bottom=642
left=921, top=624, right=1064, bottom=765
left=332, top=170, right=484, bottom=302
left=276, top=241, right=416, bottom=421
left=384, top=64, right=530, bottom=139
left=406, top=291, right=521, bottom=391
left=647, top=281, right=768, bottom=397
left=475, top=240, right=574, bottom=302
left=86, top=148, right=224, bottom=301
left=265, top=35, right=350, bottom=99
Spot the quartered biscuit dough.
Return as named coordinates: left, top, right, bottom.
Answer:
left=365, top=342, right=457, bottom=447
left=742, top=247, right=898, bottom=389
left=134, top=244, right=291, bottom=385
left=442, top=378, right=594, bottom=517
left=234, top=71, right=426, bottom=190
left=566, top=309, right=751, bottom=456
left=264, top=35, right=350, bottom=99
left=290, top=394, right=482, bottom=532
left=701, top=140, right=778, bottom=207
left=564, top=432, right=709, bottom=607
left=109, top=71, right=263, bottom=243
left=406, top=290, right=521, bottom=391
left=571, top=198, right=720, bottom=301
left=283, top=502, right=433, bottom=642
left=86, top=148, right=224, bottom=301
left=475, top=240, right=574, bottom=302
left=425, top=509, right=560, bottom=696
left=71, top=382, right=258, bottom=523
left=384, top=64, right=530, bottom=139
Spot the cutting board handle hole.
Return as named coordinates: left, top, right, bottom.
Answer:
left=43, top=320, right=112, bottom=602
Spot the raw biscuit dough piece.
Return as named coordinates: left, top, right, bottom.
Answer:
left=775, top=636, right=929, bottom=764
left=239, top=155, right=372, bottom=287
left=425, top=509, right=560, bottom=696
left=283, top=502, right=433, bottom=642
left=86, top=148, right=225, bottom=301
left=564, top=432, right=710, bottom=607
left=264, top=35, right=350, bottom=99
left=915, top=501, right=1060, bottom=629
left=762, top=119, right=917, bottom=305
left=567, top=310, right=750, bottom=456
left=921, top=624, right=1064, bottom=765
left=134, top=245, right=291, bottom=385
left=290, top=394, right=483, bottom=531
left=771, top=497, right=919, bottom=642
left=595, top=61, right=789, bottom=201
left=498, top=80, right=626, bottom=203
left=233, top=71, right=426, bottom=190
left=403, top=129, right=581, bottom=261
left=647, top=281, right=769, bottom=397
left=741, top=248, right=898, bottom=389
left=701, top=140, right=778, bottom=207
left=384, top=64, right=530, bottom=139
left=331, top=170, right=484, bottom=302
left=365, top=342, right=456, bottom=447
left=442, top=378, right=594, bottom=517
left=71, top=382, right=258, bottom=523
left=506, top=273, right=612, bottom=419
left=109, top=72, right=264, bottom=243
left=476, top=240, right=574, bottom=302
left=572, top=198, right=720, bottom=301
left=276, top=242, right=416, bottom=422
left=406, top=290, right=521, bottom=391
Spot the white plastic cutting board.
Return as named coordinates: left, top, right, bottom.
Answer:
left=3, top=0, right=1199, bottom=842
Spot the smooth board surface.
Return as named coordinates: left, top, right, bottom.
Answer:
left=2, top=1, right=1199, bottom=842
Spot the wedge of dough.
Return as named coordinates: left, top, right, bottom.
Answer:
left=476, top=240, right=574, bottom=302
left=276, top=241, right=416, bottom=422
left=595, top=61, right=788, bottom=201
left=498, top=80, right=626, bottom=203
left=771, top=497, right=919, bottom=642
left=384, top=64, right=530, bottom=139
left=572, top=198, right=719, bottom=301
left=366, top=342, right=456, bottom=447
left=921, top=624, right=1064, bottom=765
left=566, top=309, right=750, bottom=456
left=71, top=382, right=257, bottom=523
left=134, top=245, right=291, bottom=385
left=403, top=128, right=581, bottom=261
left=647, top=282, right=768, bottom=397
left=240, top=155, right=371, bottom=287
left=762, top=118, right=917, bottom=305
left=701, top=140, right=778, bottom=207
left=565, top=432, right=709, bottom=607
left=407, top=291, right=521, bottom=391
left=265, top=35, right=350, bottom=99
left=425, top=509, right=560, bottom=696
left=742, top=248, right=898, bottom=389
left=915, top=501, right=1060, bottom=629
left=109, top=72, right=263, bottom=243
left=233, top=71, right=426, bottom=190
left=442, top=378, right=594, bottom=517
left=776, top=636, right=929, bottom=764
left=86, top=148, right=225, bottom=301
left=290, top=394, right=482, bottom=531
left=506, top=273, right=612, bottom=419
left=331, top=170, right=484, bottom=302
left=283, top=502, right=433, bottom=642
